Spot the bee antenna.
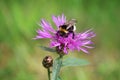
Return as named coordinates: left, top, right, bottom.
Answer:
left=71, top=19, right=77, bottom=23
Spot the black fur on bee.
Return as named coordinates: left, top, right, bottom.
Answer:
left=57, top=19, right=76, bottom=39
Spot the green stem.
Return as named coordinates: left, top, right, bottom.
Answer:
left=48, top=68, right=51, bottom=80
left=52, top=56, right=63, bottom=80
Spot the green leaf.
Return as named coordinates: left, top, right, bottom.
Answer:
left=57, top=76, right=62, bottom=80
left=39, top=46, right=56, bottom=52
left=62, top=57, right=90, bottom=67
left=52, top=57, right=62, bottom=80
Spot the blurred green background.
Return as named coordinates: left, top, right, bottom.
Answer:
left=0, top=0, right=120, bottom=80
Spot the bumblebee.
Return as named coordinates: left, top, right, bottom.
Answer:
left=57, top=19, right=76, bottom=39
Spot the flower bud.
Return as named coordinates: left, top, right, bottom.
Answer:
left=56, top=45, right=66, bottom=57
left=42, top=56, right=53, bottom=68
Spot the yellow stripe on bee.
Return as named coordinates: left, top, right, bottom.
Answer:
left=59, top=27, right=68, bottom=33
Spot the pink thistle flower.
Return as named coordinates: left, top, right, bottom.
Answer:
left=34, top=14, right=95, bottom=54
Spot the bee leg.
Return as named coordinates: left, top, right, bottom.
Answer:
left=72, top=32, right=75, bottom=39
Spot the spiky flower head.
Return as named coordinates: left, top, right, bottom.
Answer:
left=34, top=14, right=95, bottom=54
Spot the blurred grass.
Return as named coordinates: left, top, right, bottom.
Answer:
left=0, top=0, right=120, bottom=80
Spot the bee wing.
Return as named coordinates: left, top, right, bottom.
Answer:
left=73, top=25, right=76, bottom=31
left=70, top=19, right=77, bottom=24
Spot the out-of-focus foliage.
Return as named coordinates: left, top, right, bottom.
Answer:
left=0, top=0, right=120, bottom=80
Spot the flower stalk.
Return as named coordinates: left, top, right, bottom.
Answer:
left=47, top=68, right=51, bottom=80
left=52, top=56, right=63, bottom=80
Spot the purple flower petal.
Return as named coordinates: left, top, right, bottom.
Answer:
left=79, top=47, right=89, bottom=54
left=35, top=29, right=52, bottom=39
left=40, top=19, right=55, bottom=33
left=52, top=16, right=60, bottom=28
left=61, top=14, right=66, bottom=24
left=63, top=47, right=68, bottom=54
left=50, top=41, right=60, bottom=47
left=52, top=14, right=66, bottom=28
left=84, top=45, right=94, bottom=49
